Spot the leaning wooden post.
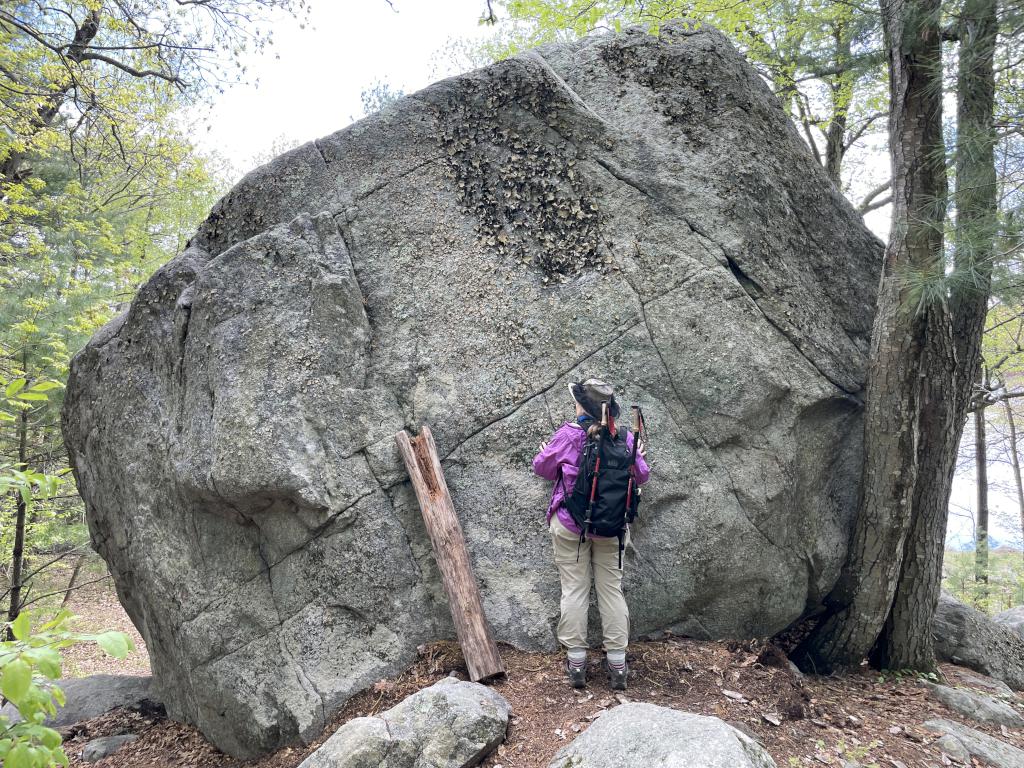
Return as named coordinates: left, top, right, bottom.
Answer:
left=395, top=425, right=505, bottom=682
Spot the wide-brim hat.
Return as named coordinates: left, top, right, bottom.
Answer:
left=569, top=378, right=621, bottom=419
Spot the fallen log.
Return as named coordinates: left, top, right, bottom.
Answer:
left=395, top=425, right=505, bottom=682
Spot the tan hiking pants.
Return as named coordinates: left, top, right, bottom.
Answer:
left=549, top=514, right=630, bottom=652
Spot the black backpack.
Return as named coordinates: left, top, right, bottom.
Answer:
left=561, top=424, right=643, bottom=566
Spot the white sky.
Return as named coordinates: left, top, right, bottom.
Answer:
left=187, top=0, right=1019, bottom=550
left=192, top=0, right=493, bottom=176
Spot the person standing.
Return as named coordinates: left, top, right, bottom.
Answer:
left=532, top=378, right=650, bottom=689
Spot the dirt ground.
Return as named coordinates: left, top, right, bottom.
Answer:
left=43, top=564, right=1024, bottom=768
left=56, top=612, right=1024, bottom=767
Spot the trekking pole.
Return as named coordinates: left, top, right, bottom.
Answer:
left=625, top=406, right=640, bottom=516
left=582, top=402, right=607, bottom=541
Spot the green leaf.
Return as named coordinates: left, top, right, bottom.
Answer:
left=0, top=659, right=31, bottom=705
left=21, top=648, right=59, bottom=680
left=9, top=614, right=28, bottom=643
left=3, top=380, right=25, bottom=398
left=3, top=742, right=29, bottom=768
left=13, top=393, right=47, bottom=402
left=25, top=382, right=61, bottom=392
left=39, top=727, right=61, bottom=750
left=95, top=632, right=132, bottom=659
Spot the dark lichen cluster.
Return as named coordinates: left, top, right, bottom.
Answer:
left=598, top=42, right=720, bottom=142
left=432, top=71, right=606, bottom=281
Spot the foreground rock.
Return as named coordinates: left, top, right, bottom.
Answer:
left=934, top=593, right=1024, bottom=691
left=298, top=679, right=508, bottom=768
left=549, top=702, right=776, bottom=767
left=996, top=607, right=1024, bottom=639
left=81, top=734, right=138, bottom=763
left=62, top=21, right=881, bottom=757
left=958, top=669, right=1019, bottom=700
left=924, top=681, right=1024, bottom=727
left=933, top=734, right=972, bottom=764
left=0, top=674, right=159, bottom=727
left=924, top=719, right=1024, bottom=768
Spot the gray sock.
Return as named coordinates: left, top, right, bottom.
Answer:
left=567, top=648, right=587, bottom=670
left=606, top=650, right=626, bottom=670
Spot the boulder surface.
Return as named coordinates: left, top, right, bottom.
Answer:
left=923, top=681, right=1024, bottom=728
left=934, top=593, right=1024, bottom=691
left=995, top=606, right=1024, bottom=639
left=62, top=22, right=880, bottom=756
left=0, top=674, right=159, bottom=728
left=298, top=678, right=509, bottom=768
left=548, top=702, right=777, bottom=767
left=923, top=719, right=1024, bottom=768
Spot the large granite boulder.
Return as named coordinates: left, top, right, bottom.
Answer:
left=62, top=22, right=880, bottom=757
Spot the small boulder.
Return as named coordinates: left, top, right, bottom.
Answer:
left=299, top=678, right=509, bottom=768
left=548, top=702, right=777, bottom=767
left=0, top=674, right=159, bottom=728
left=995, top=606, right=1024, bottom=639
left=933, top=593, right=1024, bottom=691
left=933, top=734, right=970, bottom=764
left=924, top=681, right=1024, bottom=727
left=81, top=734, right=138, bottom=762
left=923, top=718, right=1024, bottom=768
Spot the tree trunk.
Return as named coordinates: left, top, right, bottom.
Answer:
left=792, top=0, right=947, bottom=674
left=1007, top=400, right=1024, bottom=566
left=868, top=303, right=957, bottom=671
left=867, top=0, right=998, bottom=669
left=824, top=25, right=852, bottom=185
left=6, top=406, right=29, bottom=632
left=974, top=402, right=990, bottom=596
left=61, top=554, right=85, bottom=609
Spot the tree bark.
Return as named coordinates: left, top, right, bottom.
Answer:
left=824, top=25, right=852, bottom=185
left=865, top=0, right=998, bottom=670
left=1007, top=400, right=1024, bottom=566
left=974, top=402, right=990, bottom=594
left=6, top=406, right=29, bottom=632
left=395, top=426, right=505, bottom=682
left=869, top=302, right=957, bottom=671
left=868, top=0, right=997, bottom=669
left=60, top=553, right=85, bottom=610
left=792, top=0, right=947, bottom=674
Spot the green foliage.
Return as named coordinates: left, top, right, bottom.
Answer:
left=0, top=377, right=64, bottom=512
left=876, top=668, right=939, bottom=684
left=0, top=610, right=134, bottom=768
left=944, top=549, right=1024, bottom=613
left=0, top=2, right=237, bottom=620
left=837, top=738, right=882, bottom=767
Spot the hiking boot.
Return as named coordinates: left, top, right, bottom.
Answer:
left=566, top=659, right=587, bottom=689
left=606, top=659, right=628, bottom=690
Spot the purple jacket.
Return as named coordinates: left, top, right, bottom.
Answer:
left=532, top=421, right=651, bottom=536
